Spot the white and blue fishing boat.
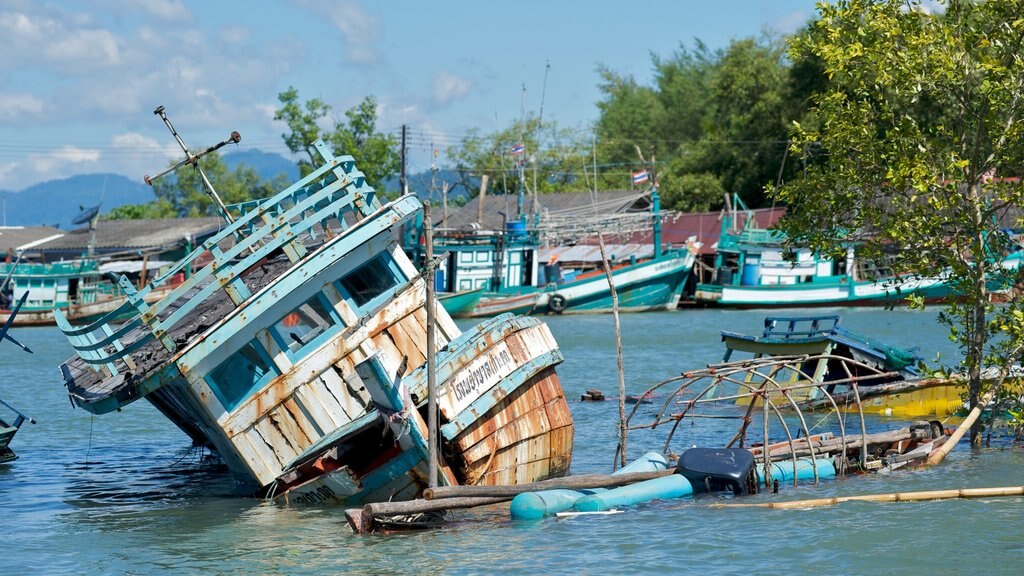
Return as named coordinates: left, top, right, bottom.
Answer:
left=432, top=188, right=696, bottom=316
left=695, top=196, right=952, bottom=308
left=56, top=109, right=573, bottom=505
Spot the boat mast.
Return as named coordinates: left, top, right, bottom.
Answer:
left=144, top=106, right=239, bottom=224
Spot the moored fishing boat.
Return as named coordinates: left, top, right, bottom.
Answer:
left=466, top=247, right=697, bottom=316
left=437, top=287, right=483, bottom=317
left=695, top=195, right=952, bottom=308
left=55, top=112, right=573, bottom=505
left=0, top=260, right=177, bottom=326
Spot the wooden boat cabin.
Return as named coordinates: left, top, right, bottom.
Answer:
left=57, top=140, right=573, bottom=505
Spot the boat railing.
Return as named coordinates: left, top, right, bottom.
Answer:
left=56, top=139, right=382, bottom=375
left=762, top=315, right=841, bottom=338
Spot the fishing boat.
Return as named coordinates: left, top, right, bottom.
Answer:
left=55, top=113, right=573, bottom=506
left=436, top=287, right=483, bottom=317
left=0, top=260, right=176, bottom=326
left=434, top=191, right=697, bottom=317
left=1, top=292, right=35, bottom=463
left=694, top=195, right=952, bottom=308
left=714, top=315, right=972, bottom=418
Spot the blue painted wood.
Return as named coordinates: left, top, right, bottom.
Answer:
left=439, top=349, right=564, bottom=440
left=56, top=141, right=404, bottom=370
left=282, top=411, right=380, bottom=471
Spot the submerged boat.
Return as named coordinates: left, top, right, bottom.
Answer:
left=717, top=315, right=966, bottom=417
left=695, top=196, right=952, bottom=308
left=56, top=122, right=573, bottom=505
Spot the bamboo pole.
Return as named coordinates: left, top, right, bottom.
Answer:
left=363, top=496, right=509, bottom=517
left=423, top=469, right=675, bottom=500
left=714, top=485, right=1024, bottom=509
left=927, top=389, right=996, bottom=465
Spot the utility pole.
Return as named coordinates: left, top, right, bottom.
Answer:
left=400, top=125, right=408, bottom=196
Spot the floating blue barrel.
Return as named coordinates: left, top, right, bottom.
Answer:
left=510, top=452, right=668, bottom=520
left=572, top=457, right=835, bottom=513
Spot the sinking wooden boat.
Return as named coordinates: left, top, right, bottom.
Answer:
left=0, top=399, right=34, bottom=464
left=56, top=131, right=572, bottom=504
left=717, top=315, right=969, bottom=418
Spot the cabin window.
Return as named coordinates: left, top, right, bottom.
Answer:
left=336, top=253, right=405, bottom=312
left=458, top=252, right=474, bottom=264
left=205, top=340, right=279, bottom=411
left=270, top=293, right=341, bottom=359
left=475, top=252, right=489, bottom=263
left=30, top=278, right=42, bottom=287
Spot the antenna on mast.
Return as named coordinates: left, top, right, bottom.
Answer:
left=538, top=60, right=550, bottom=126
left=144, top=105, right=240, bottom=223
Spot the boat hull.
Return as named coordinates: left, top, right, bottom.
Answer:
left=695, top=276, right=952, bottom=308
left=438, top=287, right=484, bottom=317
left=471, top=250, right=695, bottom=317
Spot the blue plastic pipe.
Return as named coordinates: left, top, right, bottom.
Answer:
left=509, top=452, right=668, bottom=520
left=573, top=457, right=836, bottom=513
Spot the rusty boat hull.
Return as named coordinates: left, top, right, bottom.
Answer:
left=57, top=137, right=573, bottom=506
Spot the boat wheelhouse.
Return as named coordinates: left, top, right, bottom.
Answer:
left=57, top=131, right=573, bottom=505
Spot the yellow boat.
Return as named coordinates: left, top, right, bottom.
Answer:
left=719, top=315, right=967, bottom=418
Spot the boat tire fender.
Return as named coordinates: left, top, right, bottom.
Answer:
left=548, top=293, right=567, bottom=314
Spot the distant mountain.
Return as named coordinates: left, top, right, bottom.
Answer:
left=0, top=149, right=459, bottom=227
left=222, top=149, right=299, bottom=182
left=0, top=173, right=153, bottom=229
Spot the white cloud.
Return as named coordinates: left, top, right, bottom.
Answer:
left=772, top=10, right=811, bottom=35
left=432, top=71, right=473, bottom=108
left=27, top=146, right=102, bottom=174
left=123, top=0, right=191, bottom=22
left=0, top=162, right=16, bottom=183
left=0, top=8, right=122, bottom=71
left=0, top=93, right=44, bottom=122
left=293, top=0, right=381, bottom=65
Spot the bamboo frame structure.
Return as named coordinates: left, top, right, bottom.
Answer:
left=622, top=353, right=927, bottom=485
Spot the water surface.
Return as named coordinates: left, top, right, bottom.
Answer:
left=3, top=308, right=1021, bottom=575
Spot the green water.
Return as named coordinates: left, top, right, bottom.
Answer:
left=3, top=308, right=1022, bottom=575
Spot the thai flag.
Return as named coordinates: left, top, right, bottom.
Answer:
left=510, top=143, right=525, bottom=155
left=632, top=170, right=649, bottom=184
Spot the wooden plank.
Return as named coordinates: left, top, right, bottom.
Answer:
left=253, top=416, right=301, bottom=471
left=240, top=426, right=285, bottom=484
left=319, top=366, right=364, bottom=422
left=281, top=397, right=322, bottom=447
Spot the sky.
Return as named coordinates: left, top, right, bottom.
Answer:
left=0, top=0, right=823, bottom=192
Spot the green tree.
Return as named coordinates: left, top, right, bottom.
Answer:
left=152, top=152, right=285, bottom=217
left=102, top=199, right=177, bottom=220
left=447, top=114, right=590, bottom=198
left=275, top=88, right=400, bottom=192
left=774, top=0, right=1024, bottom=444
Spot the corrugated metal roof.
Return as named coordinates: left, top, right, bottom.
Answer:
left=437, top=190, right=649, bottom=231
left=35, top=217, right=223, bottom=256
left=0, top=226, right=64, bottom=256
